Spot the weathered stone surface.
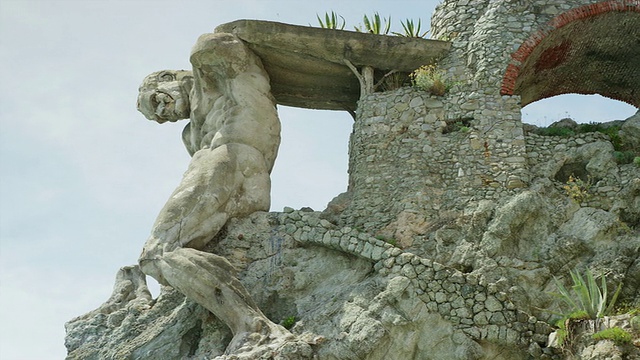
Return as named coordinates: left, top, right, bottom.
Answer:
left=134, top=32, right=316, bottom=358
left=620, top=111, right=640, bottom=151
left=559, top=207, right=619, bottom=244
left=65, top=268, right=212, bottom=360
left=214, top=20, right=450, bottom=111
left=549, top=314, right=640, bottom=360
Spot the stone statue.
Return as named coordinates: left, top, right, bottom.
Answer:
left=136, top=33, right=311, bottom=358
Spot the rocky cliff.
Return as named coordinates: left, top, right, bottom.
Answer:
left=65, top=111, right=639, bottom=359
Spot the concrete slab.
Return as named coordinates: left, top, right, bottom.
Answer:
left=215, top=20, right=451, bottom=111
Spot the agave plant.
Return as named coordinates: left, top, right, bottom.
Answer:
left=354, top=13, right=391, bottom=34
left=316, top=11, right=345, bottom=30
left=393, top=19, right=429, bottom=38
left=553, top=268, right=622, bottom=319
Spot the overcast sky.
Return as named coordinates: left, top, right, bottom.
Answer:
left=0, top=1, right=636, bottom=359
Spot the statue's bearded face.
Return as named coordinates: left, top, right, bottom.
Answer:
left=137, top=70, right=193, bottom=123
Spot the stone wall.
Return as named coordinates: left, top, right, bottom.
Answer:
left=344, top=87, right=529, bottom=233
left=281, top=208, right=552, bottom=351
left=429, top=0, right=640, bottom=107
left=339, top=0, right=639, bottom=234
left=526, top=131, right=640, bottom=210
left=430, top=0, right=612, bottom=95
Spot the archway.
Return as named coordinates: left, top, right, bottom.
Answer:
left=501, top=1, right=640, bottom=107
left=521, top=93, right=638, bottom=127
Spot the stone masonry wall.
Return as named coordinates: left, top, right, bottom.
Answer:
left=344, top=87, right=529, bottom=233
left=526, top=131, right=640, bottom=209
left=430, top=0, right=607, bottom=95
left=280, top=208, right=552, bottom=350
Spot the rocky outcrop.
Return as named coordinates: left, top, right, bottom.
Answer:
left=66, top=178, right=640, bottom=359
left=67, top=88, right=639, bottom=360
left=621, top=111, right=640, bottom=151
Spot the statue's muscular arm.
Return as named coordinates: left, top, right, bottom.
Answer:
left=189, top=33, right=280, bottom=168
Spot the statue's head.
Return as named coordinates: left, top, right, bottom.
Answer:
left=137, top=70, right=194, bottom=123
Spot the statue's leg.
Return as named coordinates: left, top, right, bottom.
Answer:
left=139, top=143, right=268, bottom=283
left=137, top=143, right=306, bottom=356
left=157, top=248, right=293, bottom=349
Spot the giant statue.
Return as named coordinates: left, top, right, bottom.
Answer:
left=136, top=33, right=310, bottom=358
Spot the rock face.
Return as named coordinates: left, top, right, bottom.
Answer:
left=620, top=111, right=640, bottom=151
left=66, top=185, right=639, bottom=359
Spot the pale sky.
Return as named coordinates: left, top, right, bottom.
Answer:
left=0, top=1, right=636, bottom=359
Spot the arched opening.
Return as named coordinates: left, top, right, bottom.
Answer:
left=269, top=106, right=352, bottom=212
left=501, top=1, right=640, bottom=107
left=521, top=93, right=637, bottom=127
left=522, top=93, right=638, bottom=183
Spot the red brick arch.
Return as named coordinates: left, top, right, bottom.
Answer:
left=500, top=0, right=640, bottom=106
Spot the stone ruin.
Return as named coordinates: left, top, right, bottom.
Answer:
left=66, top=1, right=639, bottom=359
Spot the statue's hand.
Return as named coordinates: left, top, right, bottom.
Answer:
left=138, top=237, right=168, bottom=285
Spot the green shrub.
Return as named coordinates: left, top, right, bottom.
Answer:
left=614, top=151, right=636, bottom=165
left=599, top=126, right=623, bottom=150
left=563, top=174, right=592, bottom=204
left=536, top=126, right=575, bottom=137
left=316, top=11, right=345, bottom=30
left=410, top=65, right=449, bottom=96
left=592, top=327, right=632, bottom=345
left=553, top=268, right=622, bottom=320
left=577, top=122, right=600, bottom=133
left=634, top=157, right=640, bottom=167
left=354, top=13, right=391, bottom=34
left=393, top=19, right=428, bottom=38
left=281, top=316, right=297, bottom=330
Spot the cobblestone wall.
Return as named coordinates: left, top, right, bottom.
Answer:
left=430, top=0, right=608, bottom=95
left=526, top=131, right=640, bottom=209
left=344, top=87, right=529, bottom=232
left=279, top=208, right=552, bottom=348
left=342, top=85, right=637, bottom=235
left=339, top=0, right=638, bottom=232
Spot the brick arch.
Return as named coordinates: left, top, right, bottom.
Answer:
left=501, top=0, right=640, bottom=107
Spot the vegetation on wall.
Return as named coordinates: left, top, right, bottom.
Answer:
left=354, top=13, right=391, bottom=34
left=315, top=11, right=429, bottom=38
left=316, top=11, right=346, bottom=30
left=393, top=19, right=429, bottom=38
left=534, top=122, right=638, bottom=164
left=592, top=327, right=633, bottom=345
left=553, top=268, right=621, bottom=320
left=563, top=175, right=592, bottom=204
left=409, top=64, right=458, bottom=96
left=551, top=268, right=623, bottom=347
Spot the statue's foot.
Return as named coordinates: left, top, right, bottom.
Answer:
left=148, top=248, right=319, bottom=358
left=219, top=318, right=315, bottom=360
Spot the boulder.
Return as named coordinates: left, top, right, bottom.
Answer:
left=620, top=111, right=640, bottom=150
left=549, top=117, right=578, bottom=130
